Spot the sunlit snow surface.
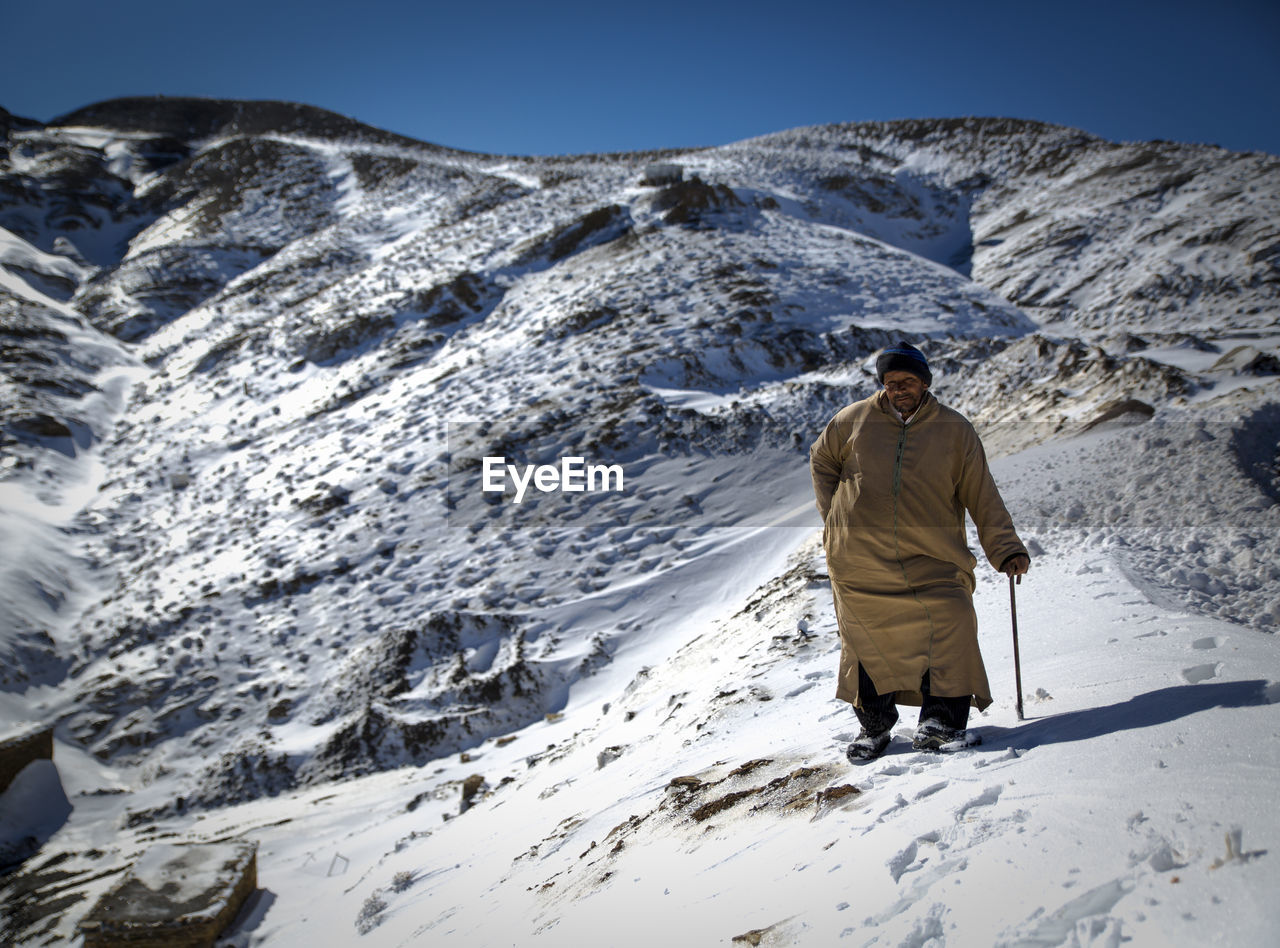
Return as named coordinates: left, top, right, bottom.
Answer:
left=1, top=104, right=1278, bottom=944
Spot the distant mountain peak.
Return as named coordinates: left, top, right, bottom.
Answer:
left=46, top=94, right=454, bottom=152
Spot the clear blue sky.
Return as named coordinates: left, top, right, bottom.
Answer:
left=3, top=0, right=1278, bottom=156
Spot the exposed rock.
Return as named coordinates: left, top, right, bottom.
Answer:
left=0, top=725, right=53, bottom=794
left=77, top=842, right=257, bottom=948
left=1213, top=345, right=1280, bottom=376
left=1082, top=397, right=1156, bottom=431
left=651, top=176, right=746, bottom=226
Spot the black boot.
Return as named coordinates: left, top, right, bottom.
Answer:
left=912, top=670, right=976, bottom=751
left=847, top=728, right=892, bottom=762
left=848, top=664, right=898, bottom=762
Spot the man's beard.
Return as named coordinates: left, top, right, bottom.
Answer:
left=892, top=393, right=922, bottom=416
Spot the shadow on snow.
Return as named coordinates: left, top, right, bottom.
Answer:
left=980, top=679, right=1280, bottom=750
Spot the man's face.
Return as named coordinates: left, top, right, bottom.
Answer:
left=883, top=370, right=928, bottom=417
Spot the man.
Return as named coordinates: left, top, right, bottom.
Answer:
left=810, top=342, right=1030, bottom=760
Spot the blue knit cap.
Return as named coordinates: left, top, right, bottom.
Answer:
left=875, top=343, right=932, bottom=386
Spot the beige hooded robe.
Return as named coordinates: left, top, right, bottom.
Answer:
left=810, top=390, right=1026, bottom=711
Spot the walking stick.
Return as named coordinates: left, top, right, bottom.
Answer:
left=1009, top=573, right=1024, bottom=721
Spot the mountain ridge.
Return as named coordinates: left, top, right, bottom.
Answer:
left=2, top=94, right=1280, bottom=946
left=48, top=96, right=463, bottom=155
left=2, top=95, right=1279, bottom=943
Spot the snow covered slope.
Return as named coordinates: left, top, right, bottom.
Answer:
left=1, top=98, right=1277, bottom=945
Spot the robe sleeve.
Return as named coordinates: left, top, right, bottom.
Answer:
left=809, top=414, right=847, bottom=522
left=956, top=426, right=1028, bottom=571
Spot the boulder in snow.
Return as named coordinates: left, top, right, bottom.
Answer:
left=77, top=841, right=259, bottom=948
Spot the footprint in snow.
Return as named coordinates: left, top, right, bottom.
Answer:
left=888, top=830, right=954, bottom=885
left=912, top=749, right=953, bottom=769
left=865, top=794, right=910, bottom=831
left=864, top=855, right=969, bottom=924
left=973, top=748, right=1020, bottom=769
left=1181, top=663, right=1221, bottom=684
left=887, top=840, right=920, bottom=882
left=1144, top=840, right=1189, bottom=873
left=1191, top=636, right=1225, bottom=650
left=956, top=784, right=1002, bottom=821
left=913, top=781, right=948, bottom=801
left=1001, top=878, right=1133, bottom=946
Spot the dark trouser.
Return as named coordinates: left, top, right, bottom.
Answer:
left=855, top=663, right=970, bottom=734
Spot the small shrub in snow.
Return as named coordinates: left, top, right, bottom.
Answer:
left=355, top=893, right=387, bottom=934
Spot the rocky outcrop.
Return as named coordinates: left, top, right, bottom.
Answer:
left=77, top=842, right=258, bottom=948
left=0, top=725, right=53, bottom=794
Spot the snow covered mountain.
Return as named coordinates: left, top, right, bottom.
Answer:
left=1, top=97, right=1278, bottom=945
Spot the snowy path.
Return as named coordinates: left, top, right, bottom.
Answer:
left=18, top=511, right=1274, bottom=947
